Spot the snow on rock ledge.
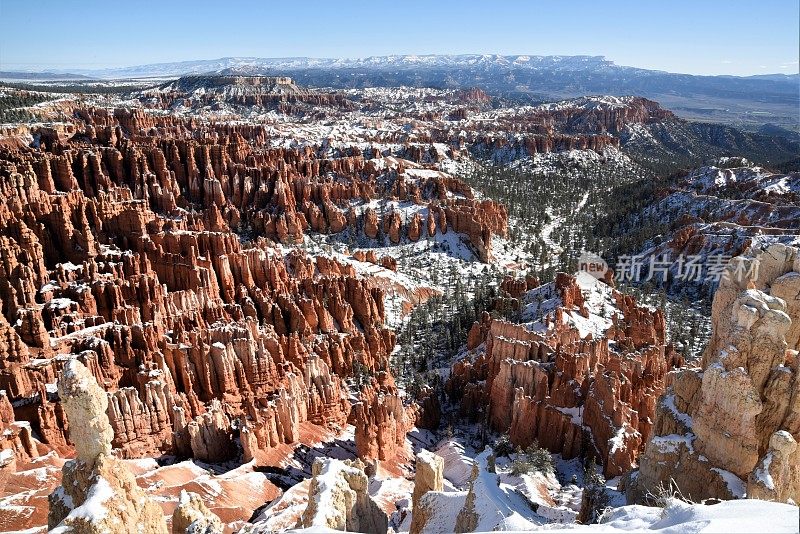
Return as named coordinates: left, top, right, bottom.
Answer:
left=299, top=457, right=388, bottom=533
left=626, top=244, right=800, bottom=504
left=544, top=498, right=799, bottom=533
left=171, top=489, right=224, bottom=533
left=410, top=448, right=544, bottom=534
left=47, top=359, right=168, bottom=534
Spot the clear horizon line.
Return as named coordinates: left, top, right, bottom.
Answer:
left=1, top=53, right=798, bottom=78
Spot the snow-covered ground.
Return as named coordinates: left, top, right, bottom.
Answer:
left=532, top=498, right=799, bottom=533
left=522, top=270, right=618, bottom=339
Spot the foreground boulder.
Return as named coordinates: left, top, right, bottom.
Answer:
left=299, top=457, right=388, bottom=533
left=409, top=449, right=444, bottom=534
left=172, top=490, right=223, bottom=533
left=48, top=359, right=167, bottom=533
left=626, top=244, right=800, bottom=503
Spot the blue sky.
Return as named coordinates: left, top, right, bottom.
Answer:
left=1, top=0, right=797, bottom=75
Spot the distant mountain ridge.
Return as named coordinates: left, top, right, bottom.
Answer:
left=0, top=71, right=93, bottom=80
left=2, top=54, right=798, bottom=130
left=4, top=54, right=797, bottom=81
left=3, top=55, right=620, bottom=78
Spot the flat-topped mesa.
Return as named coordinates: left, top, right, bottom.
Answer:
left=206, top=75, right=295, bottom=86
left=559, top=96, right=674, bottom=134
left=447, top=271, right=680, bottom=477
left=625, top=244, right=800, bottom=504
left=157, top=75, right=356, bottom=111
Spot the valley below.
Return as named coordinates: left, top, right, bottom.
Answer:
left=0, top=72, right=798, bottom=533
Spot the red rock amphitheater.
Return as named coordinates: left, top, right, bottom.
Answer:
left=0, top=105, right=516, bottom=530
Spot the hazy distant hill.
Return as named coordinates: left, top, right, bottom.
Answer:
left=3, top=55, right=798, bottom=129
left=0, top=71, right=92, bottom=81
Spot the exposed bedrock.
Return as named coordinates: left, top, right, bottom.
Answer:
left=626, top=244, right=800, bottom=504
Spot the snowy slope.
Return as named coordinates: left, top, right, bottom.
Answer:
left=522, top=271, right=618, bottom=339
left=534, top=498, right=799, bottom=533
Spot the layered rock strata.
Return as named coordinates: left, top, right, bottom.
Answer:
left=0, top=107, right=480, bottom=468
left=626, top=244, right=800, bottom=503
left=448, top=272, right=682, bottom=477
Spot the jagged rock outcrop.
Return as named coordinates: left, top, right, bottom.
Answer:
left=0, top=388, right=40, bottom=463
left=454, top=463, right=480, bottom=533
left=410, top=450, right=444, bottom=534
left=299, top=457, right=388, bottom=533
left=353, top=374, right=414, bottom=462
left=448, top=272, right=680, bottom=477
left=48, top=359, right=167, bottom=533
left=413, top=385, right=442, bottom=430
left=0, top=108, right=478, bottom=471
left=172, top=489, right=224, bottom=534
left=626, top=244, right=800, bottom=504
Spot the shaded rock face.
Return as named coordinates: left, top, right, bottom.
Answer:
left=626, top=244, right=800, bottom=504
left=353, top=373, right=415, bottom=462
left=48, top=359, right=167, bottom=534
left=447, top=272, right=680, bottom=477
left=299, top=457, right=388, bottom=534
left=0, top=388, right=39, bottom=463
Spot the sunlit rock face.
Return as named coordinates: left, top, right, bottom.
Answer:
left=626, top=244, right=800, bottom=504
left=48, top=359, right=168, bottom=534
left=448, top=271, right=682, bottom=477
left=0, top=107, right=474, bottom=466
left=299, top=457, right=388, bottom=533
